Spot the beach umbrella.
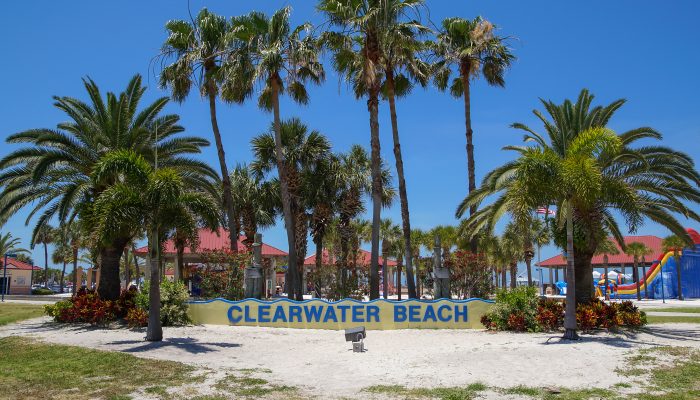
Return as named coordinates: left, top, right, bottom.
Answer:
left=592, top=271, right=601, bottom=279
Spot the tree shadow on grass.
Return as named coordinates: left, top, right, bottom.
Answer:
left=107, top=337, right=241, bottom=354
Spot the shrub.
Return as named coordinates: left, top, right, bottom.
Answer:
left=32, top=288, right=55, bottom=295
left=43, top=287, right=143, bottom=325
left=125, top=307, right=148, bottom=328
left=536, top=299, right=564, bottom=331
left=139, top=280, right=191, bottom=326
left=482, top=286, right=541, bottom=332
left=198, top=250, right=248, bottom=300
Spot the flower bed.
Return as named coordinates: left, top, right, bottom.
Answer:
left=480, top=287, right=646, bottom=332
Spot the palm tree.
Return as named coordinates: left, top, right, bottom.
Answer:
left=662, top=234, right=690, bottom=301
left=32, top=224, right=53, bottom=288
left=0, top=75, right=215, bottom=300
left=458, top=90, right=700, bottom=306
left=231, top=7, right=325, bottom=300
left=159, top=9, right=240, bottom=255
left=91, top=150, right=219, bottom=341
left=319, top=0, right=421, bottom=299
left=252, top=119, right=331, bottom=300
left=432, top=16, right=514, bottom=248
left=230, top=164, right=278, bottom=249
left=380, top=219, right=401, bottom=298
left=51, top=225, right=72, bottom=293
left=624, top=242, right=652, bottom=301
left=595, top=237, right=620, bottom=300
left=0, top=232, right=29, bottom=257
left=501, top=223, right=524, bottom=289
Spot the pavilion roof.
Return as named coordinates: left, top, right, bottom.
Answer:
left=134, top=228, right=288, bottom=257
left=304, top=248, right=397, bottom=267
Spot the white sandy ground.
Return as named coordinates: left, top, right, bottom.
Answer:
left=1, top=316, right=700, bottom=399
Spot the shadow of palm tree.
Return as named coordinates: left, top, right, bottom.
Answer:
left=540, top=324, right=700, bottom=347
left=107, top=338, right=241, bottom=354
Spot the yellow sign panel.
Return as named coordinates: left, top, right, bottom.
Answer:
left=187, top=298, right=493, bottom=330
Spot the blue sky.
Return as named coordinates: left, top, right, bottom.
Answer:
left=2, top=1, right=699, bottom=279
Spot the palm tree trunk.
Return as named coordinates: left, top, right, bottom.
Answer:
left=501, top=266, right=506, bottom=289
left=146, top=230, right=162, bottom=342
left=633, top=259, right=641, bottom=301
left=603, top=255, right=609, bottom=300
left=72, top=245, right=78, bottom=295
left=176, top=244, right=185, bottom=282
left=674, top=252, right=683, bottom=300
left=386, top=70, right=417, bottom=298
left=270, top=76, right=300, bottom=300
left=574, top=250, right=595, bottom=304
left=132, top=244, right=140, bottom=289
left=366, top=28, right=382, bottom=301
left=44, top=243, right=49, bottom=287
left=397, top=256, right=403, bottom=300
left=98, top=239, right=127, bottom=301
left=563, top=205, right=578, bottom=340
left=460, top=63, right=477, bottom=253
left=205, top=75, right=238, bottom=255
left=510, top=262, right=517, bottom=289
left=60, top=260, right=66, bottom=294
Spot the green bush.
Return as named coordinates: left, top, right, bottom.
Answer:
left=32, top=288, right=55, bottom=295
left=482, top=286, right=541, bottom=332
left=138, top=280, right=191, bottom=326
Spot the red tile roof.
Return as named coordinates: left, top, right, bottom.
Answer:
left=134, top=228, right=288, bottom=257
left=0, top=257, right=42, bottom=271
left=539, top=235, right=664, bottom=267
left=304, top=248, right=397, bottom=267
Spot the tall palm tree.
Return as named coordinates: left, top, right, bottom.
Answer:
left=0, top=75, right=215, bottom=300
left=432, top=16, right=514, bottom=249
left=662, top=234, right=690, bottom=301
left=624, top=242, right=652, bottom=301
left=458, top=90, right=700, bottom=306
left=595, top=237, right=620, bottom=300
left=159, top=9, right=240, bottom=255
left=319, top=0, right=420, bottom=299
left=231, top=7, right=324, bottom=300
left=501, top=223, right=523, bottom=289
left=32, top=224, right=53, bottom=288
left=252, top=119, right=331, bottom=300
left=91, top=150, right=219, bottom=341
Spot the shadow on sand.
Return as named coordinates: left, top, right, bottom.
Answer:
left=107, top=338, right=241, bottom=354
left=540, top=324, right=700, bottom=348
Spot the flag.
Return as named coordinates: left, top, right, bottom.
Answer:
left=536, top=207, right=556, bottom=216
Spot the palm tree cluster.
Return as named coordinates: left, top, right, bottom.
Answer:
left=155, top=3, right=514, bottom=300
left=458, top=89, right=700, bottom=339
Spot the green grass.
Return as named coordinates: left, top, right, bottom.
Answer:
left=646, top=315, right=700, bottom=324
left=214, top=373, right=297, bottom=398
left=0, top=336, right=196, bottom=400
left=0, top=303, right=45, bottom=326
left=644, top=307, right=700, bottom=314
left=364, top=383, right=487, bottom=399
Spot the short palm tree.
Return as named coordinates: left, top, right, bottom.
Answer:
left=230, top=7, right=324, bottom=299
left=230, top=164, right=278, bottom=249
left=501, top=223, right=523, bottom=289
left=319, top=0, right=420, bottom=299
left=624, top=242, right=653, bottom=301
left=0, top=75, right=215, bottom=300
left=0, top=232, right=29, bottom=257
left=432, top=16, right=514, bottom=241
left=662, top=234, right=691, bottom=300
left=251, top=119, right=331, bottom=300
left=595, top=237, right=620, bottom=300
left=458, top=89, right=700, bottom=305
left=32, top=224, right=54, bottom=288
left=380, top=218, right=401, bottom=298
left=159, top=9, right=241, bottom=254
left=91, top=150, right=219, bottom=341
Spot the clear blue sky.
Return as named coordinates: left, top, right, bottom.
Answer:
left=2, top=1, right=699, bottom=279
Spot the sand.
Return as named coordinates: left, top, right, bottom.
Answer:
left=2, top=317, right=700, bottom=398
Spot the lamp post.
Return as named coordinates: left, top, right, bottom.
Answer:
left=2, top=253, right=18, bottom=302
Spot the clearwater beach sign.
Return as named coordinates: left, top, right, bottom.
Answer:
left=187, top=298, right=493, bottom=330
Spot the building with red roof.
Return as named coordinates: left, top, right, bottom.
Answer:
left=303, top=248, right=397, bottom=268
left=0, top=256, right=42, bottom=295
left=539, top=235, right=664, bottom=268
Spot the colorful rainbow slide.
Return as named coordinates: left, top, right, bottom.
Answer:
left=613, top=251, right=676, bottom=299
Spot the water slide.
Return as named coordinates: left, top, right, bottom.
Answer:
left=612, top=251, right=676, bottom=299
